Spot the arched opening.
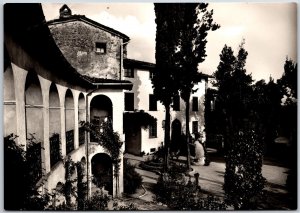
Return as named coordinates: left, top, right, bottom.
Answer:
left=65, top=89, right=75, bottom=154
left=25, top=71, right=43, bottom=183
left=171, top=119, right=182, bottom=154
left=90, top=95, right=113, bottom=142
left=53, top=182, right=65, bottom=207
left=91, top=153, right=113, bottom=195
left=78, top=93, right=85, bottom=146
left=4, top=65, right=16, bottom=136
left=49, top=83, right=61, bottom=168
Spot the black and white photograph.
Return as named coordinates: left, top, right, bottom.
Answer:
left=3, top=2, right=297, bottom=210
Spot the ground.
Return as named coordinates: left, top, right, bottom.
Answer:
left=121, top=151, right=295, bottom=210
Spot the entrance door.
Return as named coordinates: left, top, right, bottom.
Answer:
left=125, top=128, right=142, bottom=156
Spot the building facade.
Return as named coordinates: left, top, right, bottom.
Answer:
left=123, top=59, right=208, bottom=156
left=4, top=4, right=132, bottom=205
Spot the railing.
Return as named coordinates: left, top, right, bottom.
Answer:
left=66, top=130, right=74, bottom=154
left=50, top=133, right=61, bottom=168
left=79, top=127, right=85, bottom=146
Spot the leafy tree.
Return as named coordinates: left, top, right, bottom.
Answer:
left=252, top=78, right=281, bottom=154
left=153, top=3, right=182, bottom=170
left=4, top=134, right=50, bottom=210
left=154, top=3, right=219, bottom=170
left=213, top=41, right=265, bottom=209
left=277, top=58, right=297, bottom=209
left=174, top=3, right=219, bottom=170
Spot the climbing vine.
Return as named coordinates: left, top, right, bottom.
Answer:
left=81, top=118, right=123, bottom=194
left=123, top=110, right=157, bottom=133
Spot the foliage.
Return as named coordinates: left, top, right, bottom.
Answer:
left=223, top=128, right=266, bottom=209
left=76, top=161, right=87, bottom=210
left=213, top=41, right=265, bottom=209
left=278, top=58, right=297, bottom=105
left=60, top=156, right=77, bottom=208
left=4, top=134, right=51, bottom=210
left=123, top=110, right=157, bottom=133
left=153, top=3, right=183, bottom=170
left=84, top=190, right=110, bottom=210
left=113, top=201, right=138, bottom=210
left=81, top=118, right=123, bottom=183
left=154, top=165, right=226, bottom=210
left=123, top=160, right=143, bottom=194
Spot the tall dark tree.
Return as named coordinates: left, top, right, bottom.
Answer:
left=153, top=3, right=182, bottom=170
left=213, top=41, right=265, bottom=209
left=174, top=3, right=220, bottom=170
left=277, top=58, right=297, bottom=209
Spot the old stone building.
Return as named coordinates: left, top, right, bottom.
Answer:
left=46, top=4, right=209, bottom=157
left=4, top=4, right=132, bottom=206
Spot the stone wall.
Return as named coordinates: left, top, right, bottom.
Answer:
left=49, top=21, right=123, bottom=79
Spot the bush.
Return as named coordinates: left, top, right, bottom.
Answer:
left=153, top=165, right=226, bottom=210
left=123, top=160, right=143, bottom=194
left=224, top=128, right=265, bottom=209
left=84, top=190, right=110, bottom=210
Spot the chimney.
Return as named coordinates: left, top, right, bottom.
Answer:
left=59, top=4, right=72, bottom=18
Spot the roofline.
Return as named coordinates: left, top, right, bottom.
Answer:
left=124, top=58, right=155, bottom=70
left=47, top=15, right=130, bottom=42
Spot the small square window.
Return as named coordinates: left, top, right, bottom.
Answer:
left=124, top=68, right=134, bottom=78
left=95, top=42, right=106, bottom=54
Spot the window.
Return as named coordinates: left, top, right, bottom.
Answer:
left=149, top=94, right=157, bottom=111
left=149, top=120, right=157, bottom=138
left=125, top=93, right=134, bottom=111
left=173, top=95, right=180, bottom=111
left=192, top=97, right=198, bottom=111
left=124, top=68, right=134, bottom=78
left=149, top=71, right=154, bottom=79
left=95, top=42, right=106, bottom=54
left=192, top=121, right=198, bottom=133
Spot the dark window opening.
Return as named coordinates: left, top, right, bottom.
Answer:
left=149, top=71, right=154, bottom=79
left=125, top=93, right=134, bottom=111
left=149, top=121, right=157, bottom=138
left=192, top=97, right=198, bottom=111
left=192, top=121, right=198, bottom=133
left=173, top=95, right=180, bottom=111
left=95, top=42, right=106, bottom=54
left=149, top=94, right=157, bottom=111
left=124, top=68, right=134, bottom=78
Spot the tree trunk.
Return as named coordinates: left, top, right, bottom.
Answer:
left=164, top=105, right=171, bottom=171
left=185, top=99, right=191, bottom=171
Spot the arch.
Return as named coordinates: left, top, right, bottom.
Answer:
left=53, top=182, right=65, bottom=207
left=4, top=65, right=17, bottom=136
left=49, top=83, right=61, bottom=168
left=171, top=119, right=182, bottom=153
left=25, top=71, right=43, bottom=183
left=65, top=89, right=75, bottom=154
left=90, top=95, right=113, bottom=142
left=91, top=153, right=113, bottom=195
left=78, top=93, right=86, bottom=146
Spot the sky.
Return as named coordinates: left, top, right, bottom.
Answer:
left=42, top=3, right=297, bottom=82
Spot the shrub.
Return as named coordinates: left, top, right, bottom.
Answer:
left=84, top=190, right=110, bottom=210
left=224, top=128, right=265, bottom=209
left=123, top=160, right=143, bottom=194
left=153, top=165, right=226, bottom=210
left=113, top=201, right=138, bottom=210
